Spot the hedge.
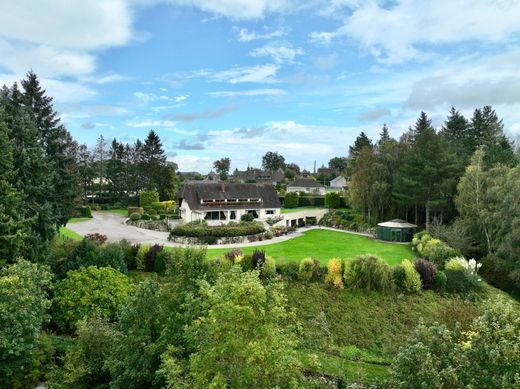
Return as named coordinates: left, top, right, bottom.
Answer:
left=284, top=192, right=299, bottom=208
left=169, top=221, right=265, bottom=239
left=139, top=191, right=160, bottom=208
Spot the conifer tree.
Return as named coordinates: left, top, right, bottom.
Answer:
left=142, top=130, right=167, bottom=190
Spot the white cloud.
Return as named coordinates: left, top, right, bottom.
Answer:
left=314, top=53, right=337, bottom=69
left=207, top=88, right=285, bottom=97
left=172, top=154, right=211, bottom=171
left=174, top=95, right=189, bottom=102
left=133, top=92, right=157, bottom=104
left=234, top=27, right=286, bottom=41
left=311, top=0, right=520, bottom=64
left=126, top=118, right=177, bottom=128
left=209, top=64, right=279, bottom=84
left=250, top=41, right=303, bottom=64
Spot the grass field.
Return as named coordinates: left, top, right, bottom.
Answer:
left=207, top=229, right=414, bottom=265
left=105, top=209, right=128, bottom=216
left=67, top=217, right=91, bottom=223
left=58, top=226, right=83, bottom=241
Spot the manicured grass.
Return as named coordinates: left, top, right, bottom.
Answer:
left=67, top=217, right=91, bottom=223
left=105, top=209, right=128, bottom=216
left=207, top=229, right=414, bottom=265
left=281, top=206, right=324, bottom=214
left=58, top=227, right=83, bottom=241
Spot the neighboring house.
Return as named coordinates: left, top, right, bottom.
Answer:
left=232, top=168, right=285, bottom=184
left=330, top=176, right=347, bottom=189
left=204, top=170, right=220, bottom=181
left=287, top=177, right=326, bottom=195
left=178, top=182, right=281, bottom=224
left=317, top=166, right=334, bottom=176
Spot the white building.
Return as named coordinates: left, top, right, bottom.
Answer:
left=286, top=177, right=326, bottom=195
left=329, top=176, right=347, bottom=189
left=178, top=182, right=281, bottom=224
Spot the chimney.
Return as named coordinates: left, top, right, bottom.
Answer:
left=220, top=182, right=225, bottom=192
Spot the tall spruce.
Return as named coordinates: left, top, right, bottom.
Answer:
left=21, top=71, right=79, bottom=226
left=142, top=130, right=167, bottom=190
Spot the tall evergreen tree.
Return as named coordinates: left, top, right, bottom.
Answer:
left=21, top=71, right=79, bottom=226
left=142, top=130, right=167, bottom=190
left=106, top=139, right=128, bottom=203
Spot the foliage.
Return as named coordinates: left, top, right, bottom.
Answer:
left=224, top=248, right=243, bottom=262
left=213, top=157, right=230, bottom=180
left=434, top=270, right=447, bottom=291
left=136, top=243, right=150, bottom=271
left=170, top=220, right=265, bottom=239
left=325, top=258, right=344, bottom=289
left=284, top=191, right=299, bottom=208
left=444, top=258, right=483, bottom=294
left=129, top=212, right=141, bottom=221
left=187, top=267, right=302, bottom=387
left=325, top=191, right=341, bottom=209
left=299, top=258, right=315, bottom=282
left=84, top=233, right=107, bottom=244
left=52, top=266, right=131, bottom=331
left=420, top=238, right=458, bottom=267
left=413, top=259, right=437, bottom=289
left=262, top=256, right=277, bottom=279
left=319, top=210, right=374, bottom=234
left=344, top=255, right=394, bottom=293
left=387, top=302, right=520, bottom=388
left=262, top=151, right=286, bottom=171
left=277, top=261, right=300, bottom=280
left=128, top=206, right=144, bottom=216
left=143, top=244, right=164, bottom=272
left=240, top=213, right=254, bottom=222
left=393, top=259, right=421, bottom=293
left=0, top=260, right=53, bottom=387
left=140, top=190, right=160, bottom=208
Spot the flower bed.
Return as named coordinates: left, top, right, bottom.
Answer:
left=169, top=220, right=265, bottom=244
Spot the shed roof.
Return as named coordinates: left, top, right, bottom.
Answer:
left=287, top=178, right=325, bottom=188
left=377, top=219, right=417, bottom=228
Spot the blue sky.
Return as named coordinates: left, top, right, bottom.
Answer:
left=1, top=1, right=520, bottom=172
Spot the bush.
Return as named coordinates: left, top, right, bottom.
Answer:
left=277, top=261, right=300, bottom=280
left=261, top=256, right=277, bottom=279
left=444, top=258, right=482, bottom=293
left=224, top=249, right=243, bottom=263
left=83, top=206, right=92, bottom=218
left=170, top=221, right=265, bottom=240
left=141, top=213, right=151, bottom=221
left=139, top=191, right=159, bottom=208
left=252, top=249, right=266, bottom=269
left=129, top=212, right=141, bottom=221
left=284, top=192, right=299, bottom=208
left=85, top=233, right=107, bottom=244
left=414, top=259, right=437, bottom=289
left=237, top=253, right=254, bottom=272
left=94, top=243, right=128, bottom=274
left=148, top=208, right=157, bottom=216
left=153, top=250, right=170, bottom=274
left=416, top=236, right=459, bottom=267
left=325, top=192, right=341, bottom=209
left=136, top=244, right=150, bottom=271
left=434, top=270, right=447, bottom=291
left=240, top=213, right=254, bottom=222
left=52, top=266, right=131, bottom=331
left=344, top=255, right=393, bottom=293
left=394, top=259, right=421, bottom=293
left=128, top=206, right=144, bottom=216
left=144, top=244, right=163, bottom=272
left=298, top=258, right=314, bottom=282
left=325, top=258, right=344, bottom=289
left=393, top=264, right=407, bottom=291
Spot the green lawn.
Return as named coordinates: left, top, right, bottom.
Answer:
left=281, top=206, right=324, bottom=214
left=207, top=229, right=414, bottom=265
left=105, top=209, right=128, bottom=216
left=67, top=217, right=91, bottom=223
left=58, top=226, right=83, bottom=241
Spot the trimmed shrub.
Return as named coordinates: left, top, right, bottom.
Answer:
left=325, top=258, right=344, bottom=289
left=240, top=213, right=254, bottom=222
left=325, top=192, right=341, bottom=209
left=237, top=253, right=254, bottom=272
left=129, top=213, right=141, bottom=221
left=401, top=259, right=421, bottom=293
left=170, top=221, right=264, bottom=239
left=344, top=255, right=393, bottom=293
left=128, top=206, right=144, bottom=216
left=139, top=191, right=159, bottom=208
left=414, top=259, right=437, bottom=290
left=136, top=244, right=150, bottom=271
left=94, top=243, right=128, bottom=274
left=83, top=206, right=92, bottom=218
left=419, top=238, right=459, bottom=267
left=141, top=213, right=151, bottom=221
left=298, top=258, right=314, bottom=282
left=393, top=264, right=407, bottom=291
left=434, top=270, right=447, bottom=291
left=148, top=208, right=157, bottom=216
left=284, top=192, right=299, bottom=208
left=277, top=261, right=300, bottom=280
left=261, top=256, right=277, bottom=279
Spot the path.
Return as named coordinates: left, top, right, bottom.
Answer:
left=67, top=211, right=377, bottom=249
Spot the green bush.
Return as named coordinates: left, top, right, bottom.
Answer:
left=237, top=253, right=254, bottom=272
left=324, top=258, right=344, bottom=289
left=139, top=191, right=159, bottom=208
left=136, top=244, right=150, bottom=271
left=129, top=213, right=141, bottom=221
left=261, top=256, right=277, bottom=279
left=277, top=261, right=300, bottom=280
left=325, top=192, right=341, bottom=209
left=52, top=266, right=131, bottom=331
left=434, top=270, right=447, bottom=291
left=128, top=206, right=144, bottom=216
left=284, top=192, right=299, bottom=208
left=298, top=258, right=314, bottom=282
left=445, top=268, right=482, bottom=294
left=169, top=221, right=265, bottom=239
left=148, top=208, right=157, bottom=216
left=421, top=238, right=459, bottom=267
left=240, top=213, right=254, bottom=222
left=344, top=255, right=394, bottom=293
left=83, top=206, right=92, bottom=218
left=402, top=259, right=421, bottom=293
left=141, top=213, right=151, bottom=220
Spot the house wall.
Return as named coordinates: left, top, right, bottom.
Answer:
left=287, top=186, right=326, bottom=196
left=330, top=177, right=347, bottom=188
left=180, top=201, right=281, bottom=224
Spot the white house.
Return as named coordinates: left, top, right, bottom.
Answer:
left=330, top=176, right=347, bottom=189
left=177, top=181, right=281, bottom=224
left=287, top=178, right=326, bottom=195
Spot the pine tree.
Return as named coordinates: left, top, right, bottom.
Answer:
left=0, top=110, right=30, bottom=261
left=348, top=131, right=373, bottom=176
left=106, top=139, right=128, bottom=203
left=142, top=130, right=167, bottom=190
left=21, top=71, right=79, bottom=226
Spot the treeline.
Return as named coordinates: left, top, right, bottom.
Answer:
left=78, top=131, right=178, bottom=204
left=347, top=107, right=517, bottom=227
left=0, top=72, right=80, bottom=262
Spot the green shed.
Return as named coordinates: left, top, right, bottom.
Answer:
left=377, top=219, right=417, bottom=242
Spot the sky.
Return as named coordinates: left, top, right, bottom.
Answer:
left=1, top=0, right=520, bottom=173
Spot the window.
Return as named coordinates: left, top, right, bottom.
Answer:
left=230, top=211, right=236, bottom=220
left=247, top=210, right=259, bottom=218
left=266, top=210, right=275, bottom=215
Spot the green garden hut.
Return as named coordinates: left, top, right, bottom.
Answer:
left=376, top=219, right=417, bottom=242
